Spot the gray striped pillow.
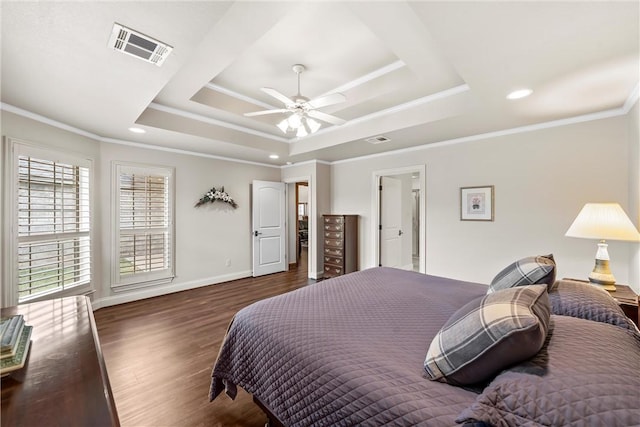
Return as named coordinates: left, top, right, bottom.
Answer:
left=424, top=284, right=550, bottom=386
left=488, top=254, right=556, bottom=294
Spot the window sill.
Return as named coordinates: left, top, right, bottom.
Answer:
left=111, top=276, right=175, bottom=293
left=18, top=283, right=94, bottom=305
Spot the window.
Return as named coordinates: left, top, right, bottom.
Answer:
left=10, top=142, right=92, bottom=303
left=113, top=162, right=174, bottom=290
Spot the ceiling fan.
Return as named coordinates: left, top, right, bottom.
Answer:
left=245, top=64, right=346, bottom=136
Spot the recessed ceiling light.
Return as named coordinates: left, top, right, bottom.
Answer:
left=506, top=89, right=533, bottom=100
left=129, top=127, right=146, bottom=134
left=269, top=154, right=279, bottom=159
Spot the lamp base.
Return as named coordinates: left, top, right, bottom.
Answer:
left=588, top=276, right=616, bottom=291
left=589, top=258, right=616, bottom=291
left=589, top=244, right=616, bottom=291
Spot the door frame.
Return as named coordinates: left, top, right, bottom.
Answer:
left=284, top=175, right=313, bottom=278
left=371, top=165, right=426, bottom=273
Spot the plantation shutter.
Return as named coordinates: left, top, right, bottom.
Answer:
left=16, top=154, right=91, bottom=302
left=113, top=163, right=174, bottom=289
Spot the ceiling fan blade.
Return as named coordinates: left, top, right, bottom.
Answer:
left=244, top=109, right=289, bottom=117
left=261, top=87, right=293, bottom=106
left=307, top=110, right=346, bottom=126
left=306, top=92, right=346, bottom=109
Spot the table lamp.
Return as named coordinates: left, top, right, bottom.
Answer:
left=565, top=203, right=640, bottom=291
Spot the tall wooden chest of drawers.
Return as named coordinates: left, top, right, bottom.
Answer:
left=322, top=214, right=358, bottom=278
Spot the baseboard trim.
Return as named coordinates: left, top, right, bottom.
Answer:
left=92, top=270, right=252, bottom=310
left=310, top=270, right=323, bottom=280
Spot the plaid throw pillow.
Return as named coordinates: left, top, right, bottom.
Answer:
left=488, top=254, right=556, bottom=294
left=424, top=284, right=550, bottom=386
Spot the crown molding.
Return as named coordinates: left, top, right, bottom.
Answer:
left=281, top=159, right=331, bottom=169
left=100, top=137, right=280, bottom=168
left=1, top=103, right=100, bottom=140
left=623, top=82, right=639, bottom=113
left=3, top=77, right=638, bottom=170
left=0, top=103, right=279, bottom=168
left=331, top=104, right=631, bottom=166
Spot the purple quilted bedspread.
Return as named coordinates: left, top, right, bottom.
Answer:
left=210, top=267, right=487, bottom=426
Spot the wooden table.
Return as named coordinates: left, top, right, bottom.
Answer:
left=607, top=284, right=639, bottom=328
left=1, top=296, right=119, bottom=427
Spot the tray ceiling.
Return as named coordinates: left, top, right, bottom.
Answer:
left=1, top=1, right=638, bottom=165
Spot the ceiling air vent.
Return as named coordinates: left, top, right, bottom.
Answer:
left=108, top=23, right=172, bottom=66
left=365, top=135, right=391, bottom=144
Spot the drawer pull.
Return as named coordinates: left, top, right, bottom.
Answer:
left=324, top=266, right=342, bottom=275
left=324, top=256, right=343, bottom=265
left=324, top=217, right=344, bottom=224
left=324, top=232, right=343, bottom=239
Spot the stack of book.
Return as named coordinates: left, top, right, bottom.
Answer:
left=1, top=314, right=33, bottom=376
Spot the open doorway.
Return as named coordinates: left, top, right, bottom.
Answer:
left=295, top=182, right=309, bottom=270
left=285, top=177, right=312, bottom=278
left=372, top=165, right=425, bottom=273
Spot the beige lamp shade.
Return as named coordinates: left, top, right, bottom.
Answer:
left=565, top=203, right=640, bottom=242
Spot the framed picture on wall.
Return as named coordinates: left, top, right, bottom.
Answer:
left=460, top=186, right=494, bottom=221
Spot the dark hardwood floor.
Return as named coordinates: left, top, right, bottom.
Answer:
left=95, top=251, right=311, bottom=427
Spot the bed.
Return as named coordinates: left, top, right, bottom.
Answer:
left=210, top=265, right=640, bottom=426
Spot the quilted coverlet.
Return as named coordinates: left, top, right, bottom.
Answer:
left=210, top=267, right=488, bottom=426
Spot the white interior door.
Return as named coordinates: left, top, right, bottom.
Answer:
left=380, top=176, right=402, bottom=267
left=252, top=180, right=286, bottom=277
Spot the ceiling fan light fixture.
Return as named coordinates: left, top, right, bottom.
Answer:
left=277, top=119, right=289, bottom=133
left=288, top=113, right=302, bottom=129
left=306, top=117, right=321, bottom=133
left=276, top=114, right=320, bottom=137
left=296, top=125, right=308, bottom=138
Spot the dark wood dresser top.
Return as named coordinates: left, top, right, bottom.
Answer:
left=1, top=296, right=119, bottom=427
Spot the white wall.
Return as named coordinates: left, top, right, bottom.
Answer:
left=298, top=184, right=309, bottom=203
left=3, top=105, right=638, bottom=305
left=332, top=115, right=636, bottom=287
left=1, top=110, right=281, bottom=307
left=315, top=162, right=331, bottom=276
left=628, top=100, right=640, bottom=293
left=281, top=161, right=326, bottom=278
left=97, top=143, right=280, bottom=306
left=287, top=182, right=297, bottom=265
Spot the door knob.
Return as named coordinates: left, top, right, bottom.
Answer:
left=254, top=230, right=262, bottom=236
left=398, top=230, right=404, bottom=236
